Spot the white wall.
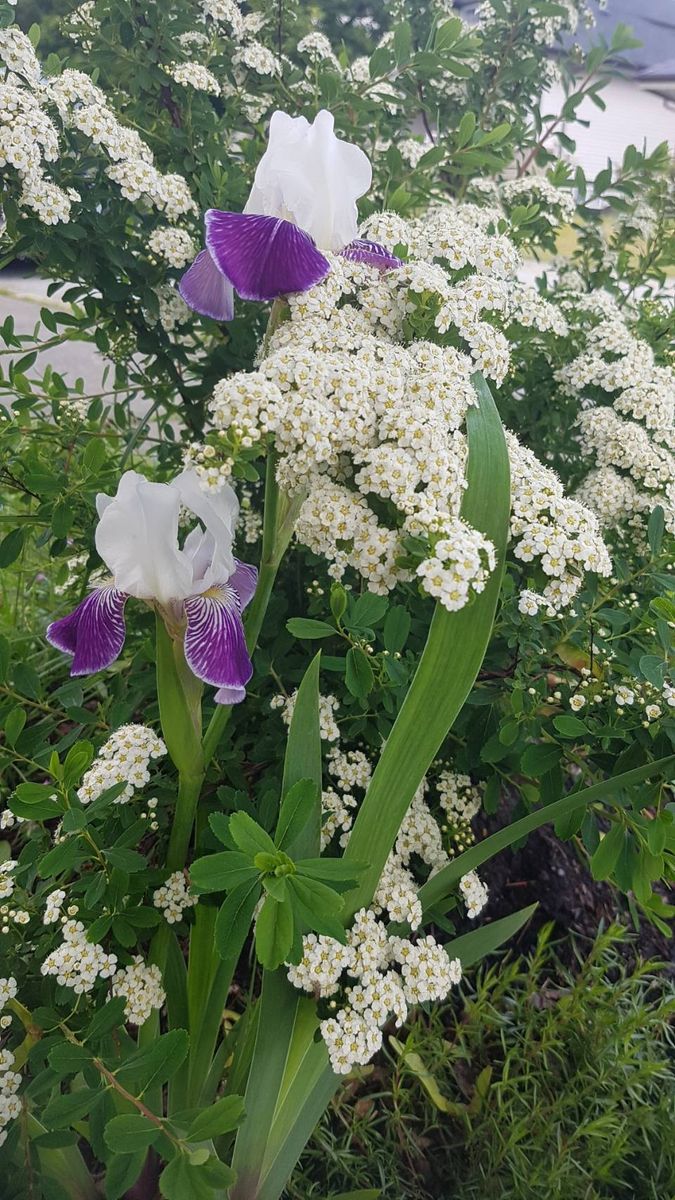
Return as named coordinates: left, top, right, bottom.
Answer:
left=543, top=78, right=674, bottom=179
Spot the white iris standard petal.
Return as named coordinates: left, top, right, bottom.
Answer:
left=171, top=468, right=239, bottom=587
left=95, top=472, right=193, bottom=606
left=244, top=109, right=372, bottom=252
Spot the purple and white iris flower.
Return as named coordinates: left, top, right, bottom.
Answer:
left=46, top=470, right=257, bottom=705
left=179, top=108, right=401, bottom=320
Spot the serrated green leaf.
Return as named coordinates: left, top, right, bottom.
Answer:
left=190, top=851, right=257, bottom=894
left=255, top=896, right=294, bottom=970
left=275, top=779, right=318, bottom=851
left=229, top=811, right=276, bottom=857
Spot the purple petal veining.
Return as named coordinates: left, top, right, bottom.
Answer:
left=340, top=238, right=402, bottom=271
left=178, top=248, right=236, bottom=321
left=205, top=210, right=330, bottom=302
left=46, top=587, right=128, bottom=676
left=183, top=583, right=253, bottom=697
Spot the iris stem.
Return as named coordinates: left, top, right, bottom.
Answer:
left=201, top=446, right=303, bottom=764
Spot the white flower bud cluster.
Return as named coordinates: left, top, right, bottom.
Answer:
left=147, top=226, right=197, bottom=268
left=507, top=431, right=612, bottom=613
left=0, top=1046, right=22, bottom=1148
left=437, top=772, right=483, bottom=824
left=43, top=888, right=66, bottom=925
left=111, top=957, right=165, bottom=1026
left=168, top=62, right=221, bottom=95
left=459, top=871, right=489, bottom=919
left=41, top=920, right=117, bottom=995
left=271, top=691, right=341, bottom=743
left=288, top=908, right=461, bottom=1074
left=321, top=788, right=357, bottom=851
left=77, top=724, right=166, bottom=806
left=0, top=862, right=16, bottom=902
left=153, top=871, right=197, bottom=924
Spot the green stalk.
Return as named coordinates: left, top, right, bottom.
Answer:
left=139, top=619, right=206, bottom=1110
left=202, top=449, right=304, bottom=765
left=186, top=449, right=304, bottom=1106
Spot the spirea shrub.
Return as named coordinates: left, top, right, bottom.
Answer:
left=0, top=1, right=672, bottom=1198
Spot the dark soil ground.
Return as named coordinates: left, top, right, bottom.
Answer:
left=479, top=810, right=673, bottom=970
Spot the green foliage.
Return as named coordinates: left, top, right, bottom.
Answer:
left=290, top=926, right=675, bottom=1199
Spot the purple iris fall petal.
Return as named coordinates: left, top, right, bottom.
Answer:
left=178, top=248, right=236, bottom=321
left=183, top=583, right=253, bottom=697
left=340, top=238, right=402, bottom=271
left=205, top=210, right=331, bottom=302
left=46, top=586, right=128, bottom=677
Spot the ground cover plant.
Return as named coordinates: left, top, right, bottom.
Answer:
left=0, top=1, right=673, bottom=1198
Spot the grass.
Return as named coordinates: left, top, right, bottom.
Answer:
left=290, top=924, right=675, bottom=1200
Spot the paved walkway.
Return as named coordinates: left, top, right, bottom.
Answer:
left=0, top=267, right=110, bottom=391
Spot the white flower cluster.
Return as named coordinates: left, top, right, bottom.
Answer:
left=153, top=871, right=197, bottom=923
left=0, top=31, right=80, bottom=224
left=233, top=41, right=282, bottom=77
left=168, top=61, right=221, bottom=94
left=288, top=908, right=461, bottom=1074
left=0, top=978, right=17, bottom=1010
left=0, top=861, right=15, bottom=902
left=111, top=957, right=165, bottom=1026
left=0, top=1046, right=21, bottom=1149
left=437, top=771, right=483, bottom=824
left=297, top=32, right=341, bottom=68
left=43, top=888, right=66, bottom=925
left=147, top=226, right=197, bottom=268
left=271, top=691, right=340, bottom=742
left=507, top=431, right=612, bottom=613
left=561, top=663, right=667, bottom=727
left=500, top=176, right=576, bottom=227
left=0, top=809, right=23, bottom=831
left=77, top=724, right=166, bottom=806
left=0, top=26, right=197, bottom=229
left=459, top=870, right=489, bottom=919
left=41, top=919, right=117, bottom=995
left=195, top=205, right=589, bottom=612
left=554, top=296, right=675, bottom=537
left=321, top=788, right=357, bottom=851
left=416, top=522, right=496, bottom=611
